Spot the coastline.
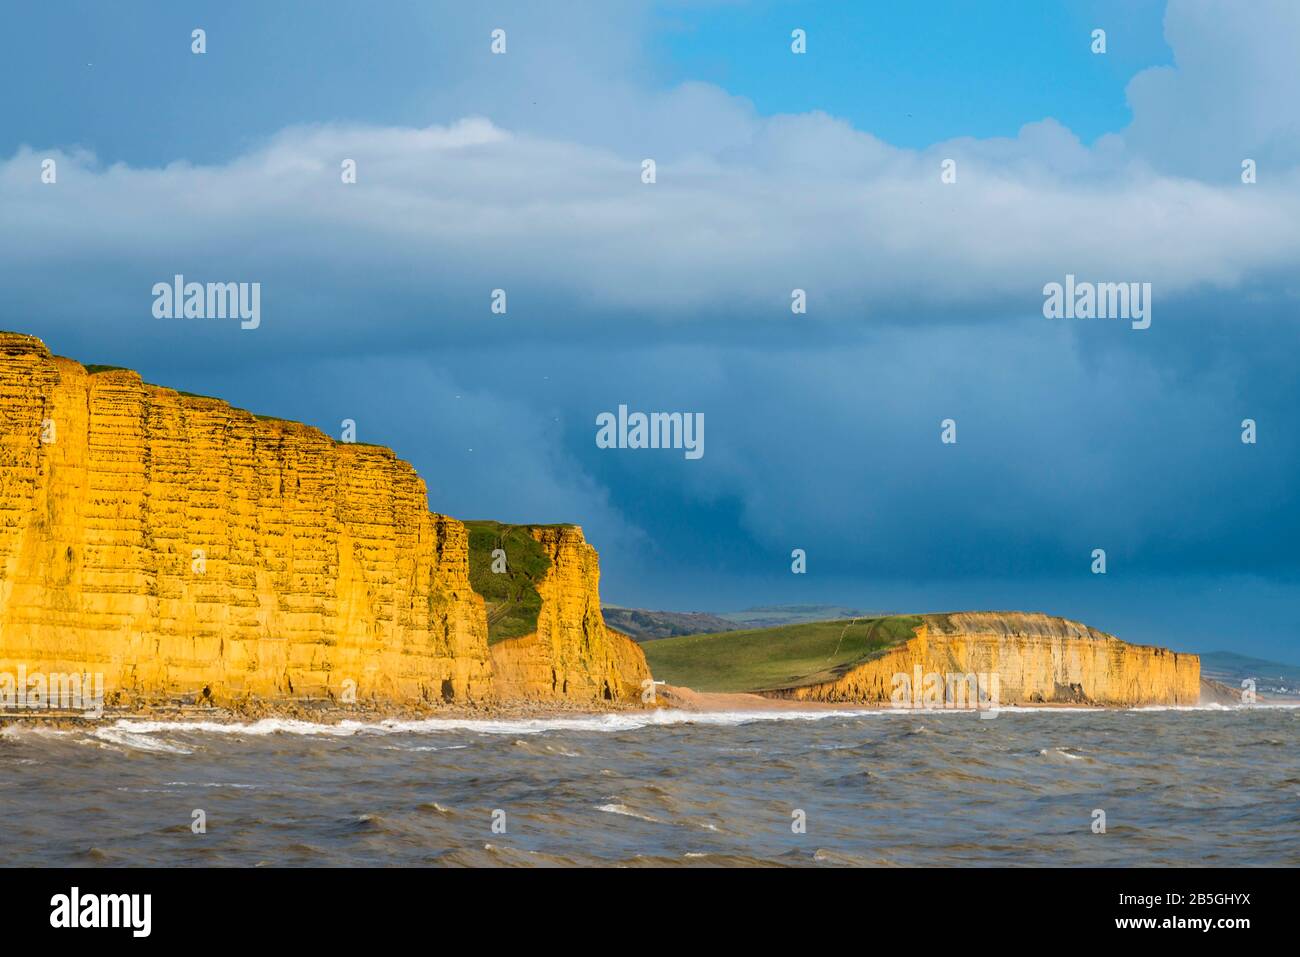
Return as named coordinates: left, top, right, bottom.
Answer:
left=4, top=683, right=1294, bottom=732
left=0, top=696, right=648, bottom=732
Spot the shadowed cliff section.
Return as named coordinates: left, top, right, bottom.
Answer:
left=644, top=611, right=1200, bottom=706
left=0, top=332, right=647, bottom=711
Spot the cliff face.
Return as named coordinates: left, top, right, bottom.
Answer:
left=768, top=612, right=1200, bottom=707
left=0, top=333, right=645, bottom=709
left=490, top=526, right=650, bottom=702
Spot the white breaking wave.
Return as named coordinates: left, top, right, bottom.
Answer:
left=162, top=781, right=260, bottom=789
left=1127, top=702, right=1300, bottom=712
left=0, top=699, right=1286, bottom=747
left=595, top=803, right=662, bottom=824
left=85, top=709, right=895, bottom=740
left=0, top=724, right=69, bottom=740
left=1039, top=748, right=1085, bottom=761
left=93, top=728, right=193, bottom=754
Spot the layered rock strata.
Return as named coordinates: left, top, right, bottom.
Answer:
left=490, top=526, right=650, bottom=702
left=766, top=612, right=1200, bottom=706
left=0, top=333, right=646, bottom=709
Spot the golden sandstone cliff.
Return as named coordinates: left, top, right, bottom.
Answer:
left=767, top=612, right=1201, bottom=707
left=0, top=332, right=647, bottom=711
left=490, top=526, right=649, bottom=702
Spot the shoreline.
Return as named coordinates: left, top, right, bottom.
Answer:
left=0, top=696, right=647, bottom=732
left=2, top=684, right=1295, bottom=731
left=652, top=684, right=1300, bottom=712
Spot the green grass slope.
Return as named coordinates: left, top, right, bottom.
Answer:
left=464, top=521, right=556, bottom=644
left=641, top=615, right=922, bottom=693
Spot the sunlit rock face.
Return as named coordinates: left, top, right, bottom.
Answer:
left=0, top=332, right=646, bottom=710
left=489, top=525, right=650, bottom=704
left=767, top=612, right=1201, bottom=707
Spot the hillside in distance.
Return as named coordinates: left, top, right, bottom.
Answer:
left=1199, top=651, right=1300, bottom=698
left=606, top=603, right=891, bottom=640
left=643, top=616, right=921, bottom=692
left=717, top=605, right=890, bottom=630
left=601, top=606, right=742, bottom=641
left=643, top=612, right=1201, bottom=707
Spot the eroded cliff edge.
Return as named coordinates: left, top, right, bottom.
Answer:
left=489, top=527, right=650, bottom=702
left=764, top=612, right=1200, bottom=706
left=0, top=332, right=647, bottom=710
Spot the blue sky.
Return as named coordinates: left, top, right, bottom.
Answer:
left=4, top=0, right=1173, bottom=163
left=656, top=1, right=1173, bottom=146
left=2, top=1, right=1298, bottom=660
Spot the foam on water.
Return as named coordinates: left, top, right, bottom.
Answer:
left=0, top=700, right=1288, bottom=750
left=85, top=708, right=894, bottom=740
left=64, top=700, right=1294, bottom=742
left=93, top=727, right=193, bottom=754
left=595, top=803, right=662, bottom=823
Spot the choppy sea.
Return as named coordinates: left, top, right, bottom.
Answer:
left=2, top=705, right=1296, bottom=866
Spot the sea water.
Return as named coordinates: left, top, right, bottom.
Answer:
left=0, top=706, right=1295, bottom=866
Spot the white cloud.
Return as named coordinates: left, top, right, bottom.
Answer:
left=1123, top=0, right=1300, bottom=178
left=4, top=109, right=1297, bottom=342
left=4, top=1, right=1298, bottom=341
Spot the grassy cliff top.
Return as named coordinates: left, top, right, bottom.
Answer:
left=83, top=364, right=131, bottom=374
left=641, top=615, right=923, bottom=693
left=464, top=521, right=553, bottom=644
